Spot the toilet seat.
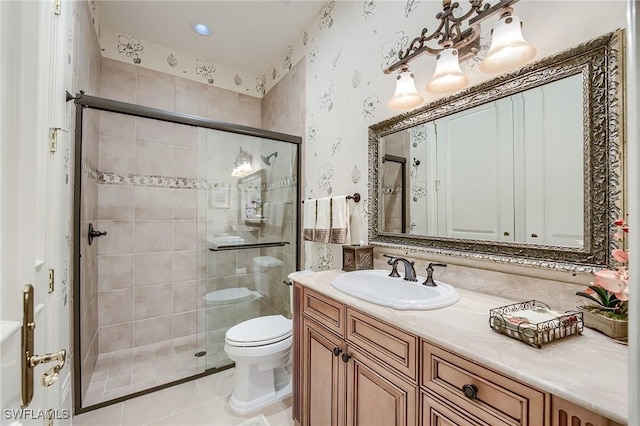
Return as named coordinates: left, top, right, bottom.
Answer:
left=225, top=315, right=292, bottom=347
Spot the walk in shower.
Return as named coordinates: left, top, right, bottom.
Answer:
left=72, top=93, right=300, bottom=411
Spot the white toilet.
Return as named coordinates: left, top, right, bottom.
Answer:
left=224, top=270, right=312, bottom=415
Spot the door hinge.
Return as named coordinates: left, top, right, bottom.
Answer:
left=53, top=0, right=61, bottom=15
left=49, top=127, right=68, bottom=152
left=49, top=128, right=58, bottom=152
left=48, top=269, right=55, bottom=293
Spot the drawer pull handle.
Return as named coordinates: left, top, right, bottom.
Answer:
left=462, top=384, right=478, bottom=400
left=332, top=346, right=342, bottom=356
left=341, top=353, right=352, bottom=363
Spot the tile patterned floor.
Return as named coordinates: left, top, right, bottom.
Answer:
left=74, top=367, right=293, bottom=426
left=83, top=335, right=231, bottom=407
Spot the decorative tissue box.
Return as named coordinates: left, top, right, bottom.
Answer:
left=342, top=245, right=374, bottom=272
left=489, top=300, right=583, bottom=348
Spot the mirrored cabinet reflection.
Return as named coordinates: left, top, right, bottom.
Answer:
left=382, top=74, right=583, bottom=248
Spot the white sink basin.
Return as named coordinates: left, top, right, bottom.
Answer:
left=330, top=269, right=460, bottom=310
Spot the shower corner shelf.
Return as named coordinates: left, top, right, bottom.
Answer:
left=245, top=218, right=267, bottom=227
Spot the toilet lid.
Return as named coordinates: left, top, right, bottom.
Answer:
left=203, top=288, right=256, bottom=305
left=226, top=315, right=292, bottom=347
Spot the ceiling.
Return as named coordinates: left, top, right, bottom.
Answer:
left=96, top=1, right=327, bottom=76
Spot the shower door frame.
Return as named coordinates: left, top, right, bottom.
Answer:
left=71, top=92, right=302, bottom=414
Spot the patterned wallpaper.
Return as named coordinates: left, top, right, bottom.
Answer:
left=88, top=0, right=627, bottom=272
left=89, top=0, right=309, bottom=97
left=263, top=0, right=627, bottom=272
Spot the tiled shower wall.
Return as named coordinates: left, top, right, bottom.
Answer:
left=261, top=59, right=305, bottom=316
left=96, top=57, right=262, bottom=353
left=74, top=0, right=103, bottom=400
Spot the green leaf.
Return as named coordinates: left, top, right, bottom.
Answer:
left=588, top=286, right=617, bottom=308
left=575, top=292, right=605, bottom=307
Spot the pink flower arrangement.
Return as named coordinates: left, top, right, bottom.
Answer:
left=576, top=218, right=629, bottom=319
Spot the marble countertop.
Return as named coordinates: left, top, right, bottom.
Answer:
left=293, top=270, right=628, bottom=424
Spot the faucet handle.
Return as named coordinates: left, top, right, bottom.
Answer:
left=423, top=263, right=447, bottom=287
left=383, top=254, right=401, bottom=277
left=427, top=263, right=447, bottom=271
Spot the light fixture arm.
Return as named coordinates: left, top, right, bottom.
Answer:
left=383, top=0, right=520, bottom=74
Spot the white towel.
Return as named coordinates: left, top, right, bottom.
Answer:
left=263, top=202, right=273, bottom=233
left=264, top=202, right=286, bottom=235
left=303, top=199, right=316, bottom=241
left=330, top=195, right=350, bottom=244
left=272, top=202, right=285, bottom=228
left=314, top=197, right=331, bottom=243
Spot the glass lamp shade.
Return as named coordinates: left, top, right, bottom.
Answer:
left=232, top=161, right=253, bottom=177
left=425, top=48, right=469, bottom=94
left=387, top=68, right=424, bottom=110
left=479, top=15, right=536, bottom=74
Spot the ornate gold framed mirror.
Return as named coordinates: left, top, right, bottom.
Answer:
left=368, top=30, right=624, bottom=271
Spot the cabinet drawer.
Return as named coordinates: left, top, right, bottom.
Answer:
left=302, top=288, right=345, bottom=337
left=422, top=391, right=498, bottom=426
left=346, top=308, right=418, bottom=381
left=422, top=342, right=545, bottom=426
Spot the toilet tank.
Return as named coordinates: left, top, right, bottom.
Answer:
left=252, top=256, right=283, bottom=296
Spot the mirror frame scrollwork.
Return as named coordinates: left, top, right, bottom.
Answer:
left=368, top=30, right=625, bottom=272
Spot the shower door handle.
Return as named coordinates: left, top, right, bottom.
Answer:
left=88, top=223, right=107, bottom=245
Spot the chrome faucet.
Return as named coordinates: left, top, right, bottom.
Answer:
left=383, top=255, right=418, bottom=282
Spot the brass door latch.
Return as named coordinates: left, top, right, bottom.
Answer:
left=22, top=284, right=67, bottom=408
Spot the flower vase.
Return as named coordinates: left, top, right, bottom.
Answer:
left=578, top=307, right=628, bottom=340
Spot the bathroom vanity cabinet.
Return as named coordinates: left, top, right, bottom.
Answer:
left=292, top=277, right=626, bottom=426
left=298, top=287, right=417, bottom=425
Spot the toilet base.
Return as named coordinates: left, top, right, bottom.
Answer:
left=228, top=365, right=292, bottom=415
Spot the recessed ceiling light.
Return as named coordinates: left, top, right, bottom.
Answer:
left=191, top=21, right=210, bottom=36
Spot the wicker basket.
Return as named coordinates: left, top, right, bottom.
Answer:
left=489, top=300, right=583, bottom=348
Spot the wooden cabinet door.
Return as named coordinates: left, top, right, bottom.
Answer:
left=346, top=348, right=417, bottom=426
left=551, top=396, right=623, bottom=426
left=301, top=317, right=346, bottom=426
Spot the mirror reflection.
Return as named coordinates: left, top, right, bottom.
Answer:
left=369, top=30, right=624, bottom=269
left=382, top=74, right=584, bottom=248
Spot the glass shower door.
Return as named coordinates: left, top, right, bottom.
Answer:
left=197, top=129, right=299, bottom=371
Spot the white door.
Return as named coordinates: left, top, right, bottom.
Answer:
left=1, top=0, right=72, bottom=424
left=436, top=101, right=515, bottom=242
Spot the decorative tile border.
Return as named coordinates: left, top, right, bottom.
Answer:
left=263, top=176, right=297, bottom=191
left=82, top=160, right=99, bottom=183
left=83, top=160, right=298, bottom=192
left=99, top=171, right=203, bottom=189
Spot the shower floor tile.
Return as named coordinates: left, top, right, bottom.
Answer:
left=83, top=335, right=229, bottom=407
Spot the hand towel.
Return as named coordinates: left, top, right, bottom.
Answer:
left=272, top=202, right=286, bottom=229
left=303, top=199, right=316, bottom=241
left=263, top=202, right=273, bottom=233
left=329, top=195, right=350, bottom=244
left=314, top=197, right=331, bottom=243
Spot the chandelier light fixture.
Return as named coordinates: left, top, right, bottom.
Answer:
left=385, top=0, right=536, bottom=111
left=231, top=147, right=253, bottom=177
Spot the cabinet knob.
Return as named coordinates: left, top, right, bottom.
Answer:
left=332, top=346, right=342, bottom=357
left=341, top=353, right=352, bottom=363
left=503, top=231, right=510, bottom=236
left=531, top=233, right=538, bottom=238
left=462, top=384, right=478, bottom=400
